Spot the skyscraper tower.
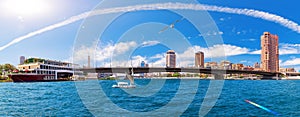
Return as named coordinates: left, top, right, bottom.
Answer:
left=261, top=32, right=279, bottom=72
left=20, top=56, right=25, bottom=64
left=88, top=55, right=91, bottom=68
left=141, top=61, right=145, bottom=67
left=166, top=50, right=176, bottom=68
left=195, top=51, right=204, bottom=68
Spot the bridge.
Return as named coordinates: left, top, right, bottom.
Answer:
left=78, top=67, right=282, bottom=80
left=283, top=72, right=300, bottom=76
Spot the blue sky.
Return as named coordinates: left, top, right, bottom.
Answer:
left=1, top=0, right=300, bottom=70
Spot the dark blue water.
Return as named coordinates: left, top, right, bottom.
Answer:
left=0, top=79, right=299, bottom=116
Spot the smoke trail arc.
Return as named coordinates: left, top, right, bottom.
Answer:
left=1, top=2, right=300, bottom=51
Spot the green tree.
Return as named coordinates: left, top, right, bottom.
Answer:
left=3, top=64, right=16, bottom=71
left=172, top=72, right=181, bottom=77
left=0, top=64, right=16, bottom=73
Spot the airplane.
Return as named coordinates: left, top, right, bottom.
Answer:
left=158, top=17, right=184, bottom=34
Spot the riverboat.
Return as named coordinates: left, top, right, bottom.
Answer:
left=9, top=58, right=83, bottom=82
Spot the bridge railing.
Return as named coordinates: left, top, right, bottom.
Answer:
left=77, top=67, right=281, bottom=76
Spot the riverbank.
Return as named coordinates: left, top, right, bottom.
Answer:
left=98, top=77, right=246, bottom=80
left=0, top=77, right=13, bottom=82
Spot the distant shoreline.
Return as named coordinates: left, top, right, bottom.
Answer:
left=0, top=77, right=13, bottom=82
left=2, top=77, right=299, bottom=83
left=98, top=77, right=300, bottom=80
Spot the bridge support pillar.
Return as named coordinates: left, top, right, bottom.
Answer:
left=213, top=73, right=224, bottom=80
left=261, top=74, right=280, bottom=80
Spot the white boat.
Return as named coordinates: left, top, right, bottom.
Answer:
left=112, top=72, right=136, bottom=88
left=286, top=76, right=300, bottom=80
left=9, top=57, right=82, bottom=82
left=112, top=82, right=136, bottom=88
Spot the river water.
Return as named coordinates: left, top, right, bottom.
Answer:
left=0, top=79, right=299, bottom=116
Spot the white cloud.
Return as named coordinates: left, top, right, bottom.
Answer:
left=2, top=2, right=300, bottom=52
left=280, top=48, right=298, bottom=55
left=279, top=60, right=283, bottom=66
left=143, top=44, right=255, bottom=67
left=152, top=57, right=166, bottom=67
left=122, top=55, right=147, bottom=67
left=73, top=41, right=300, bottom=68
left=248, top=38, right=256, bottom=41
left=250, top=50, right=261, bottom=54
left=95, top=41, right=137, bottom=62
left=219, top=17, right=231, bottom=22
left=72, top=40, right=165, bottom=67
left=241, top=38, right=256, bottom=42
left=281, top=58, right=300, bottom=66
left=279, top=43, right=300, bottom=55
left=141, top=40, right=160, bottom=47
left=72, top=41, right=300, bottom=68
left=205, top=44, right=250, bottom=57
left=218, top=31, right=224, bottom=35
left=240, top=60, right=247, bottom=63
left=201, top=31, right=224, bottom=36
left=114, top=41, right=137, bottom=55
left=250, top=43, right=300, bottom=55
left=72, top=41, right=98, bottom=66
left=174, top=44, right=251, bottom=67
left=132, top=44, right=253, bottom=68
left=73, top=41, right=137, bottom=66
left=150, top=53, right=164, bottom=59
left=102, top=55, right=146, bottom=67
left=280, top=58, right=300, bottom=72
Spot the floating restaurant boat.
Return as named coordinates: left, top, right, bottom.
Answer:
left=9, top=58, right=83, bottom=82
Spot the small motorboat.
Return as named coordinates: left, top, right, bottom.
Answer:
left=112, top=82, right=136, bottom=88
left=112, top=71, right=136, bottom=88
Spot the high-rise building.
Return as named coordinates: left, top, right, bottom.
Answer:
left=195, top=51, right=204, bottom=68
left=231, top=63, right=244, bottom=70
left=204, top=62, right=218, bottom=69
left=141, top=61, right=145, bottom=67
left=279, top=68, right=295, bottom=73
left=20, top=56, right=25, bottom=64
left=253, top=62, right=262, bottom=71
left=220, top=60, right=231, bottom=70
left=140, top=61, right=146, bottom=77
left=261, top=32, right=279, bottom=72
left=88, top=55, right=91, bottom=68
left=166, top=50, right=176, bottom=68
left=253, top=62, right=260, bottom=68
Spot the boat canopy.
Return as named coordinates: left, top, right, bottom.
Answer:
left=117, top=82, right=128, bottom=85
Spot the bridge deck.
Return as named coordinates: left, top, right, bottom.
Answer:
left=78, top=67, right=280, bottom=76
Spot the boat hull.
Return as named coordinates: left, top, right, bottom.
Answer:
left=112, top=85, right=136, bottom=88
left=9, top=74, right=70, bottom=82
left=112, top=82, right=136, bottom=88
